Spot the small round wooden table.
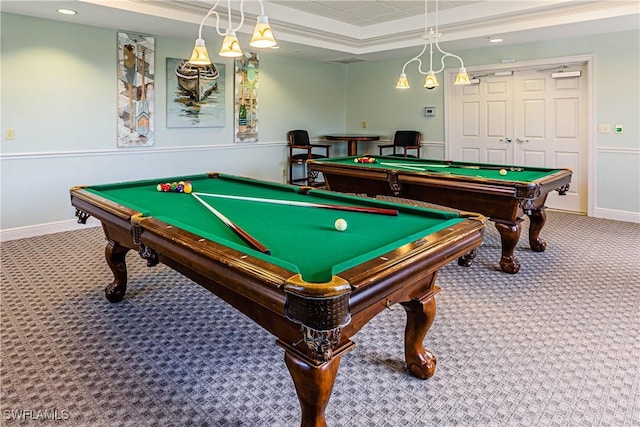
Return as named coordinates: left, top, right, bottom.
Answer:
left=325, top=134, right=381, bottom=156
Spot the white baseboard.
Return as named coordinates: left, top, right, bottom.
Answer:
left=593, top=207, right=640, bottom=224
left=0, top=218, right=101, bottom=242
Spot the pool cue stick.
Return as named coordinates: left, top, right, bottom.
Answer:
left=380, top=162, right=523, bottom=172
left=192, top=193, right=271, bottom=255
left=193, top=192, right=399, bottom=216
left=380, top=162, right=449, bottom=168
left=378, top=162, right=452, bottom=174
left=378, top=162, right=428, bottom=171
left=456, top=165, right=524, bottom=171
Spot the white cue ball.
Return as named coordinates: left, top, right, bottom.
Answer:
left=499, top=168, right=508, bottom=175
left=334, top=218, right=348, bottom=232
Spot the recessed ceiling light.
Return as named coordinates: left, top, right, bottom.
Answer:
left=489, top=37, right=503, bottom=43
left=57, top=9, right=77, bottom=15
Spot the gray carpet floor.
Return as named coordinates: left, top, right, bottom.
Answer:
left=1, top=210, right=639, bottom=426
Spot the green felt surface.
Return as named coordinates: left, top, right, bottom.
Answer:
left=316, top=156, right=564, bottom=182
left=86, top=173, right=463, bottom=283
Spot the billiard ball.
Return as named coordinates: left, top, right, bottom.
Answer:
left=499, top=169, right=508, bottom=175
left=334, top=218, right=348, bottom=232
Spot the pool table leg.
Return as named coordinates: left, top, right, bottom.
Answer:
left=401, top=290, right=439, bottom=380
left=494, top=220, right=522, bottom=274
left=526, top=207, right=548, bottom=252
left=104, top=240, right=130, bottom=303
left=284, top=349, right=342, bottom=427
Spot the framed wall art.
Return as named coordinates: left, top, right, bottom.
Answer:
left=235, top=53, right=259, bottom=143
left=117, top=32, right=155, bottom=147
left=166, top=58, right=225, bottom=128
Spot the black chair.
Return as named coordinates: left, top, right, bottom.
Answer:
left=378, top=130, right=422, bottom=157
left=288, top=130, right=330, bottom=186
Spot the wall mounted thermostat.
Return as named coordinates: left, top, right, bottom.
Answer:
left=424, top=106, right=436, bottom=117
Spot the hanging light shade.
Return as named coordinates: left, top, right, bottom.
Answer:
left=395, top=0, right=470, bottom=90
left=188, top=38, right=213, bottom=66
left=219, top=30, right=243, bottom=57
left=455, top=67, right=470, bottom=85
left=250, top=15, right=276, bottom=48
left=396, top=73, right=410, bottom=89
left=188, top=0, right=276, bottom=65
left=424, top=70, right=439, bottom=89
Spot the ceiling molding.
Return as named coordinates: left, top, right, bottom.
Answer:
left=2, top=0, right=638, bottom=62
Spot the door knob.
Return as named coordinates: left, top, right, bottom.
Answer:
left=500, top=138, right=512, bottom=143
left=516, top=138, right=529, bottom=144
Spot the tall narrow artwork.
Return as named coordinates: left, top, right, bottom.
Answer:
left=166, top=58, right=225, bottom=128
left=117, top=32, right=155, bottom=147
left=235, top=53, right=259, bottom=142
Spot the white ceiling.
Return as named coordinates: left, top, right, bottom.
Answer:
left=2, top=0, right=639, bottom=63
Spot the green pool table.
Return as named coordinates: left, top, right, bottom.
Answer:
left=70, top=172, right=485, bottom=427
left=309, top=156, right=572, bottom=274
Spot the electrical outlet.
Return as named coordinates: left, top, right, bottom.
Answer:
left=362, top=121, right=367, bottom=129
left=615, top=125, right=623, bottom=134
left=598, top=124, right=610, bottom=134
left=6, top=128, right=15, bottom=140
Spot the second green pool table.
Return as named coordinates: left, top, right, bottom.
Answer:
left=309, top=156, right=572, bottom=274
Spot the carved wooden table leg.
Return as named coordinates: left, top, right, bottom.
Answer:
left=494, top=220, right=522, bottom=274
left=104, top=240, right=130, bottom=303
left=526, top=207, right=547, bottom=252
left=400, top=291, right=439, bottom=380
left=284, top=349, right=342, bottom=427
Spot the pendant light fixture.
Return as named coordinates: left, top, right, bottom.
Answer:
left=189, top=0, right=276, bottom=65
left=396, top=0, right=470, bottom=90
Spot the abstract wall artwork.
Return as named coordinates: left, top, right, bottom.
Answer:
left=235, top=53, right=259, bottom=143
left=166, top=58, right=225, bottom=128
left=117, top=32, right=155, bottom=147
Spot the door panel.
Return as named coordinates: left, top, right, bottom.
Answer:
left=455, top=75, right=513, bottom=163
left=451, top=62, right=587, bottom=214
left=461, top=148, right=481, bottom=162
left=514, top=66, right=587, bottom=213
left=522, top=150, right=546, bottom=167
left=523, top=99, right=545, bottom=138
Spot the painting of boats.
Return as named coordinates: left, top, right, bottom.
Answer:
left=166, top=57, right=225, bottom=128
left=175, top=59, right=219, bottom=102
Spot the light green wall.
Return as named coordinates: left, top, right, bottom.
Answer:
left=0, top=12, right=638, bottom=232
left=346, top=59, right=446, bottom=141
left=345, top=30, right=640, bottom=217
left=0, top=13, right=346, bottom=230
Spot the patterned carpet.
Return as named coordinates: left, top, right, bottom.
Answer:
left=1, top=210, right=639, bottom=426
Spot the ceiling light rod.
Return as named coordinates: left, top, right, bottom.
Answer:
left=189, top=0, right=276, bottom=65
left=396, top=0, right=469, bottom=90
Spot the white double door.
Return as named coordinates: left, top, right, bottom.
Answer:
left=449, top=63, right=588, bottom=213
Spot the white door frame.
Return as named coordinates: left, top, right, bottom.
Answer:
left=444, top=54, right=595, bottom=217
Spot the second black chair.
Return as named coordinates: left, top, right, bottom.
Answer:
left=288, top=130, right=330, bottom=186
left=378, top=130, right=422, bottom=157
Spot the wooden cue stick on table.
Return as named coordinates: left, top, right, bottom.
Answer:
left=379, top=162, right=523, bottom=172
left=193, top=192, right=399, bottom=216
left=380, top=162, right=449, bottom=168
left=192, top=193, right=271, bottom=254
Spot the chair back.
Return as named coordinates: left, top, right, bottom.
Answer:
left=394, top=130, right=421, bottom=147
left=288, top=130, right=311, bottom=146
